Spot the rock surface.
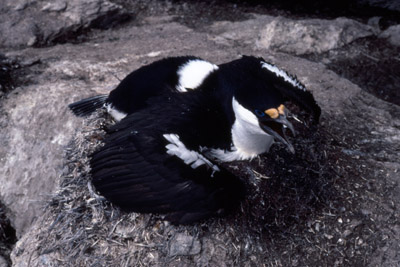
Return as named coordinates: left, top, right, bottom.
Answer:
left=0, top=0, right=130, bottom=48
left=0, top=256, right=8, bottom=267
left=359, top=0, right=400, bottom=11
left=0, top=78, right=85, bottom=237
left=0, top=2, right=399, bottom=266
left=211, top=16, right=375, bottom=55
left=257, top=17, right=375, bottom=55
left=380, top=24, right=400, bottom=46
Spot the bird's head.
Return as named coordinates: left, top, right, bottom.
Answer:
left=231, top=86, right=296, bottom=154
left=254, top=104, right=295, bottom=153
left=212, top=55, right=321, bottom=156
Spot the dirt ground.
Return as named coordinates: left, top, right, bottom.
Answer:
left=1, top=1, right=399, bottom=266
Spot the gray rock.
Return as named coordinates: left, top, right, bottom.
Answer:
left=168, top=233, right=201, bottom=257
left=0, top=79, right=85, bottom=237
left=379, top=24, right=400, bottom=46
left=1, top=10, right=399, bottom=267
left=256, top=17, right=374, bottom=55
left=358, top=0, right=400, bottom=12
left=210, top=15, right=275, bottom=46
left=41, top=1, right=67, bottom=12
left=0, top=0, right=130, bottom=48
left=12, top=0, right=32, bottom=11
left=211, top=16, right=374, bottom=55
left=0, top=256, right=8, bottom=267
left=26, top=37, right=37, bottom=47
left=367, top=17, right=382, bottom=35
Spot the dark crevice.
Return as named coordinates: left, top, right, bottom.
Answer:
left=0, top=54, right=20, bottom=97
left=0, top=54, right=41, bottom=99
left=0, top=201, right=17, bottom=266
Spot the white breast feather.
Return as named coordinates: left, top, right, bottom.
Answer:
left=261, top=62, right=306, bottom=91
left=211, top=98, right=274, bottom=162
left=163, top=133, right=220, bottom=173
left=176, top=60, right=219, bottom=92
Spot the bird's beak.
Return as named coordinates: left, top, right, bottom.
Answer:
left=259, top=115, right=296, bottom=153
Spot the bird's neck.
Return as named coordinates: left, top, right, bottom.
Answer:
left=230, top=97, right=274, bottom=158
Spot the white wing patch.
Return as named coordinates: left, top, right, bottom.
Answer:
left=204, top=147, right=258, bottom=162
left=176, top=60, right=219, bottom=92
left=261, top=62, right=306, bottom=91
left=163, top=133, right=220, bottom=173
left=105, top=103, right=127, bottom=121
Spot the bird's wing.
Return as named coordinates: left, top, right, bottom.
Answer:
left=68, top=94, right=108, bottom=117
left=107, top=56, right=216, bottom=114
left=90, top=115, right=244, bottom=224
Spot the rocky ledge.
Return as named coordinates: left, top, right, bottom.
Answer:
left=0, top=1, right=399, bottom=266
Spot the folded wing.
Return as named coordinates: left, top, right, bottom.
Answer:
left=90, top=113, right=245, bottom=224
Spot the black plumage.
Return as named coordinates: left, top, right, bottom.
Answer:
left=91, top=90, right=244, bottom=223
left=69, top=56, right=217, bottom=119
left=87, top=55, right=321, bottom=223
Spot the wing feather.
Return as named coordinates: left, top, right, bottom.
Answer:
left=90, top=116, right=245, bottom=224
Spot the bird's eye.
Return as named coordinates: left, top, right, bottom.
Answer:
left=255, top=109, right=265, bottom=117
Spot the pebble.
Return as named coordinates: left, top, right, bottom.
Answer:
left=343, top=230, right=352, bottom=237
left=168, top=233, right=201, bottom=257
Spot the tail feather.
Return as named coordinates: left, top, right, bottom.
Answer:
left=68, top=95, right=108, bottom=117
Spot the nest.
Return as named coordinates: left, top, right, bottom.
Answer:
left=25, top=107, right=377, bottom=266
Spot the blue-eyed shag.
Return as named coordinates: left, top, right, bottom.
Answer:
left=87, top=55, right=321, bottom=223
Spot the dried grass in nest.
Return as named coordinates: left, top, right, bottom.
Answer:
left=31, top=109, right=349, bottom=266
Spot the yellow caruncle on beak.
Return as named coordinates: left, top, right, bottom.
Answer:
left=265, top=108, right=279, bottom=119
left=278, top=104, right=285, bottom=115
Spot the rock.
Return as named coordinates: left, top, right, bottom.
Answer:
left=210, top=16, right=275, bottom=46
left=0, top=80, right=86, bottom=237
left=2, top=7, right=400, bottom=267
left=367, top=16, right=382, bottom=35
left=256, top=17, right=374, bottom=55
left=210, top=15, right=274, bottom=46
left=0, top=256, right=8, bottom=267
left=211, top=16, right=374, bottom=55
left=0, top=0, right=131, bottom=48
left=379, top=24, right=400, bottom=46
left=41, top=1, right=67, bottom=12
left=168, top=233, right=201, bottom=257
left=358, top=0, right=400, bottom=12
left=13, top=1, right=30, bottom=12
left=26, top=37, right=37, bottom=47
left=63, top=0, right=123, bottom=25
